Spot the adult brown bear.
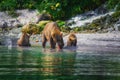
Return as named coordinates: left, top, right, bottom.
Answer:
left=42, top=22, right=64, bottom=49
left=67, top=33, right=77, bottom=47
left=17, top=32, right=31, bottom=46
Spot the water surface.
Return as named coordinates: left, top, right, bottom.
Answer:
left=0, top=46, right=120, bottom=80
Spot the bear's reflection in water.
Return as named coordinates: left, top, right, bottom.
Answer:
left=16, top=47, right=76, bottom=77
left=38, top=49, right=77, bottom=76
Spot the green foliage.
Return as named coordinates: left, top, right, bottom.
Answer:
left=36, top=0, right=106, bottom=20
left=107, top=0, right=120, bottom=10
left=0, top=0, right=16, bottom=11
left=21, top=23, right=38, bottom=34
left=16, top=0, right=36, bottom=9
left=0, top=0, right=36, bottom=11
left=115, top=2, right=120, bottom=11
left=111, top=11, right=120, bottom=19
left=36, top=1, right=65, bottom=20
left=0, top=0, right=119, bottom=20
left=22, top=20, right=53, bottom=34
left=73, top=27, right=81, bottom=32
left=36, top=20, right=51, bottom=33
left=56, top=20, right=66, bottom=27
left=56, top=20, right=71, bottom=32
left=0, top=0, right=106, bottom=20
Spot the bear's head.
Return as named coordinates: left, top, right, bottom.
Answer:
left=52, top=32, right=64, bottom=49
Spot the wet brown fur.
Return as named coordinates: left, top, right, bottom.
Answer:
left=17, top=33, right=31, bottom=46
left=67, top=33, right=77, bottom=47
left=42, top=22, right=64, bottom=49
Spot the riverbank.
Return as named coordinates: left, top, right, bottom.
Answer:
left=28, top=32, right=120, bottom=52
left=1, top=30, right=120, bottom=48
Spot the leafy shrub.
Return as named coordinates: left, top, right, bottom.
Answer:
left=36, top=20, right=51, bottom=33
left=0, top=0, right=107, bottom=20
left=56, top=20, right=71, bottom=32
left=36, top=0, right=106, bottom=20
left=107, top=0, right=120, bottom=10
left=56, top=20, right=66, bottom=27
left=111, top=11, right=120, bottom=19
left=0, top=0, right=16, bottom=11
left=21, top=23, right=38, bottom=34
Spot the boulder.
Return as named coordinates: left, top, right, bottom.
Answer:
left=0, top=20, right=8, bottom=32
left=114, top=19, right=120, bottom=31
left=36, top=13, right=52, bottom=23
left=95, top=4, right=108, bottom=14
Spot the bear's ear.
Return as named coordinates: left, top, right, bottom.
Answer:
left=60, top=32, right=63, bottom=37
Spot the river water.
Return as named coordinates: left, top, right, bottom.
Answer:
left=0, top=46, right=120, bottom=80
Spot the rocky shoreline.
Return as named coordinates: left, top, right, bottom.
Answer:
left=0, top=9, right=38, bottom=29
left=0, top=31, right=120, bottom=52
left=30, top=32, right=120, bottom=51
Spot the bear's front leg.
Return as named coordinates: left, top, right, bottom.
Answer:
left=42, top=34, right=47, bottom=48
left=50, top=38, right=56, bottom=49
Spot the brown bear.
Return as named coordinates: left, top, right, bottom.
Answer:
left=67, top=33, right=77, bottom=47
left=42, top=22, right=64, bottom=49
left=17, top=32, right=31, bottom=46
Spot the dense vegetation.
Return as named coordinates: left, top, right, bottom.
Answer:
left=0, top=0, right=119, bottom=20
left=107, top=0, right=120, bottom=11
left=0, top=0, right=120, bottom=20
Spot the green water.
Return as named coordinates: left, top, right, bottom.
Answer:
left=0, top=46, right=120, bottom=80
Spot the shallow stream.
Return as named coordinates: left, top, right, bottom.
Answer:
left=0, top=46, right=120, bottom=80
